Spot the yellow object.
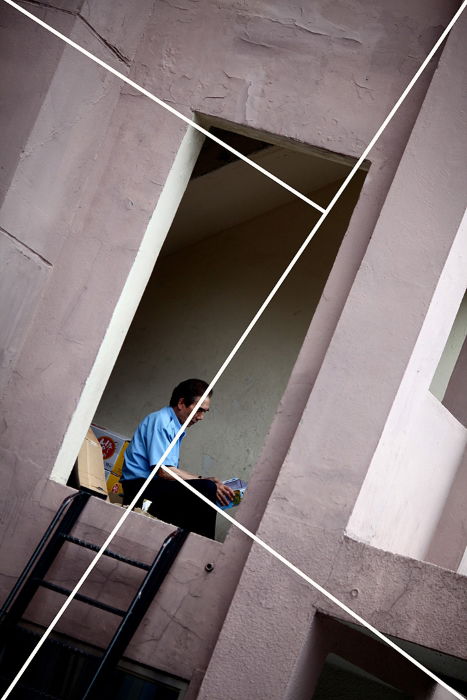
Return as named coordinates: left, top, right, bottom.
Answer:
left=111, top=441, right=129, bottom=478
left=107, top=472, right=124, bottom=497
left=105, top=440, right=129, bottom=502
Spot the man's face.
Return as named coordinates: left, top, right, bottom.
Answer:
left=176, top=396, right=210, bottom=427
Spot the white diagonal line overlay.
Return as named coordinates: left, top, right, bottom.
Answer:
left=1, top=0, right=325, bottom=213
left=2, top=2, right=466, bottom=699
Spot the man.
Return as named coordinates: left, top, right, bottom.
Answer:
left=121, top=378, right=234, bottom=539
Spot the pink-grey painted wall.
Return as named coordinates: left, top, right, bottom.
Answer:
left=196, top=9, right=467, bottom=699
left=347, top=209, right=467, bottom=560
left=0, top=3, right=67, bottom=393
left=1, top=0, right=465, bottom=695
left=425, top=446, right=467, bottom=571
left=0, top=3, right=67, bottom=207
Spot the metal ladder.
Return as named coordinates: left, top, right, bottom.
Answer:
left=0, top=489, right=189, bottom=699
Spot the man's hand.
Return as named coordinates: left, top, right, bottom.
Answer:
left=205, top=477, right=235, bottom=506
left=158, top=468, right=235, bottom=505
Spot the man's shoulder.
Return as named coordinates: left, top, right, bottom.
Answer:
left=141, top=406, right=174, bottom=428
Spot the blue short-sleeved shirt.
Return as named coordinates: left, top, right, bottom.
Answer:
left=121, top=406, right=185, bottom=481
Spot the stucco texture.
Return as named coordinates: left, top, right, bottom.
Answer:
left=1, top=0, right=466, bottom=696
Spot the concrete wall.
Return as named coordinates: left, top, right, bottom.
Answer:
left=347, top=213, right=467, bottom=560
left=1, top=0, right=464, bottom=693
left=0, top=2, right=68, bottom=207
left=1, top=0, right=451, bottom=518
left=347, top=390, right=466, bottom=559
left=424, top=445, right=467, bottom=571
left=0, top=2, right=73, bottom=394
left=196, top=10, right=467, bottom=698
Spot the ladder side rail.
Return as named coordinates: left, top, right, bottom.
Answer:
left=0, top=491, right=91, bottom=633
left=0, top=493, right=82, bottom=623
left=82, top=528, right=190, bottom=700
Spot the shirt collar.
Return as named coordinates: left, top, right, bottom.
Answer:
left=168, top=406, right=186, bottom=438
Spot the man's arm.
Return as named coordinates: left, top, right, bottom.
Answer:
left=157, top=465, right=199, bottom=481
left=156, top=466, right=234, bottom=505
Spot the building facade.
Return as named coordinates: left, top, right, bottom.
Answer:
left=0, top=1, right=466, bottom=698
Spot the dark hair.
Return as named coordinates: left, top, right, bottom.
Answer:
left=170, top=379, right=212, bottom=407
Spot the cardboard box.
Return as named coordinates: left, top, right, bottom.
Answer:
left=75, top=428, right=109, bottom=499
left=91, top=424, right=130, bottom=474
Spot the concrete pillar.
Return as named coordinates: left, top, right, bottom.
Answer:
left=196, top=8, right=467, bottom=699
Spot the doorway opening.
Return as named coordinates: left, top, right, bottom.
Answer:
left=313, top=654, right=412, bottom=700
left=90, top=124, right=367, bottom=540
left=299, top=616, right=467, bottom=700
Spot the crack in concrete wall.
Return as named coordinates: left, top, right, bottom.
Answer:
left=20, top=0, right=131, bottom=65
left=78, top=12, right=130, bottom=66
left=0, top=225, right=52, bottom=267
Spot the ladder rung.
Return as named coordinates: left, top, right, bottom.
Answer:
left=61, top=535, right=150, bottom=571
left=0, top=676, right=61, bottom=700
left=16, top=624, right=99, bottom=660
left=37, top=580, right=126, bottom=616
